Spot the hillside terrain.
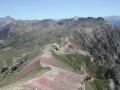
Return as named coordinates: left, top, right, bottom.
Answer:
left=0, top=16, right=120, bottom=90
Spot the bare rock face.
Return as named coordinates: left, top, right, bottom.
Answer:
left=70, top=22, right=120, bottom=86
left=52, top=17, right=120, bottom=89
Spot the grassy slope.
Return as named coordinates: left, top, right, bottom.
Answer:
left=52, top=51, right=88, bottom=72
left=19, top=63, right=50, bottom=79
left=85, top=79, right=109, bottom=90
left=0, top=49, right=44, bottom=86
left=52, top=51, right=109, bottom=90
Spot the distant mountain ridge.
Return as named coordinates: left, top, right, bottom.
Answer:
left=104, top=16, right=120, bottom=27
left=0, top=16, right=14, bottom=29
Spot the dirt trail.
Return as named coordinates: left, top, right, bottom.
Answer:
left=1, top=44, right=87, bottom=90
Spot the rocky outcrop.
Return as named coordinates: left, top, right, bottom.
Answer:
left=69, top=22, right=120, bottom=88
left=52, top=18, right=120, bottom=89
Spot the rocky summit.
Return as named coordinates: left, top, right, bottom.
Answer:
left=0, top=16, right=120, bottom=90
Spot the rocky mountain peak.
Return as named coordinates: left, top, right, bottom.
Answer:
left=0, top=16, right=15, bottom=29
left=0, top=16, right=14, bottom=22
left=4, top=16, right=14, bottom=20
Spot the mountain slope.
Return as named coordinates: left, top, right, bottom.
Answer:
left=51, top=22, right=120, bottom=89
left=0, top=17, right=105, bottom=68
left=0, top=16, right=14, bottom=30
left=0, top=16, right=120, bottom=90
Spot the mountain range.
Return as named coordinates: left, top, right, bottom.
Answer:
left=0, top=16, right=120, bottom=90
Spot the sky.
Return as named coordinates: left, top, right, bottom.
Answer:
left=0, top=0, right=120, bottom=20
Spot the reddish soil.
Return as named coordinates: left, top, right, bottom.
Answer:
left=68, top=38, right=80, bottom=49
left=40, top=57, right=56, bottom=65
left=16, top=57, right=41, bottom=79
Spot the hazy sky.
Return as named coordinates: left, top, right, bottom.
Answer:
left=0, top=0, right=120, bottom=19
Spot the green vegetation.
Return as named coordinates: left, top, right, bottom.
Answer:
left=0, top=49, right=44, bottom=86
left=86, top=64, right=107, bottom=78
left=0, top=46, right=42, bottom=68
left=68, top=45, right=73, bottom=48
left=115, top=85, right=120, bottom=90
left=92, top=52, right=102, bottom=61
left=88, top=66, right=107, bottom=79
left=52, top=51, right=108, bottom=78
left=85, top=79, right=109, bottom=90
left=52, top=51, right=90, bottom=72
left=0, top=46, right=38, bottom=68
left=52, top=51, right=109, bottom=90
left=20, top=63, right=46, bottom=79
